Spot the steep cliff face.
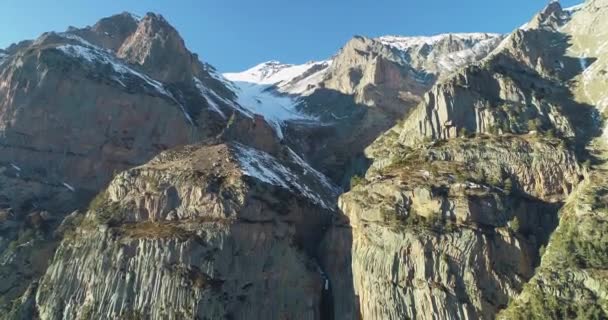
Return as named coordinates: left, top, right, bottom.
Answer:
left=68, top=12, right=140, bottom=52
left=371, top=0, right=605, bottom=151
left=33, top=142, right=338, bottom=320
left=321, top=1, right=606, bottom=319
left=323, top=135, right=581, bottom=320
left=500, top=1, right=608, bottom=318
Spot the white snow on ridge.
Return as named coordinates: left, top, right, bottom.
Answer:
left=194, top=77, right=227, bottom=119
left=224, top=60, right=331, bottom=95
left=225, top=60, right=307, bottom=85
left=194, top=76, right=254, bottom=120
left=377, top=33, right=501, bottom=51
left=128, top=12, right=142, bottom=21
left=229, top=81, right=317, bottom=139
left=62, top=182, right=76, bottom=192
left=57, top=44, right=169, bottom=95
left=223, top=60, right=329, bottom=138
left=378, top=33, right=503, bottom=74
left=58, top=33, right=100, bottom=50
left=57, top=43, right=195, bottom=125
left=564, top=2, right=585, bottom=13
left=204, top=65, right=238, bottom=91
left=233, top=143, right=335, bottom=210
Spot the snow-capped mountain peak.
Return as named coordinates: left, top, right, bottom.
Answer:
left=377, top=32, right=501, bottom=50
left=376, top=32, right=504, bottom=75
left=224, top=60, right=331, bottom=90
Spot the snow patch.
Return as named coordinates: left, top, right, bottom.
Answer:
left=194, top=77, right=251, bottom=119
left=224, top=60, right=331, bottom=95
left=377, top=33, right=501, bottom=50
left=564, top=3, right=585, bottom=13
left=62, top=182, right=76, bottom=192
left=193, top=77, right=226, bottom=118
left=128, top=12, right=142, bottom=21
left=228, top=81, right=317, bottom=139
left=579, top=56, right=589, bottom=70
left=57, top=45, right=166, bottom=94
left=233, top=143, right=334, bottom=209
left=223, top=60, right=334, bottom=137
left=58, top=33, right=99, bottom=49
left=204, top=65, right=238, bottom=91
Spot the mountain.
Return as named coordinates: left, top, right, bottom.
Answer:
left=223, top=33, right=503, bottom=185
left=1, top=1, right=608, bottom=319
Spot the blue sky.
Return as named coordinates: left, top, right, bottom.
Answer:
left=1, top=0, right=582, bottom=72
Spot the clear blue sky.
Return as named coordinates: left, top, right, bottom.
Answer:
left=0, top=0, right=582, bottom=72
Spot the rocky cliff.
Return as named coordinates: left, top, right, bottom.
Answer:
left=31, top=142, right=338, bottom=319
left=321, top=1, right=608, bottom=319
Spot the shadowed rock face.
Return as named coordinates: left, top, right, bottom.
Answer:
left=0, top=45, right=199, bottom=191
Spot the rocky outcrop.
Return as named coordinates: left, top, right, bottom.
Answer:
left=322, top=133, right=581, bottom=319
left=379, top=3, right=601, bottom=147
left=34, top=142, right=338, bottom=320
left=4, top=1, right=608, bottom=319
left=117, top=13, right=200, bottom=83
left=499, top=157, right=608, bottom=319
left=68, top=12, right=139, bottom=52
left=377, top=33, right=503, bottom=78
left=321, top=36, right=430, bottom=115
left=0, top=163, right=84, bottom=316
